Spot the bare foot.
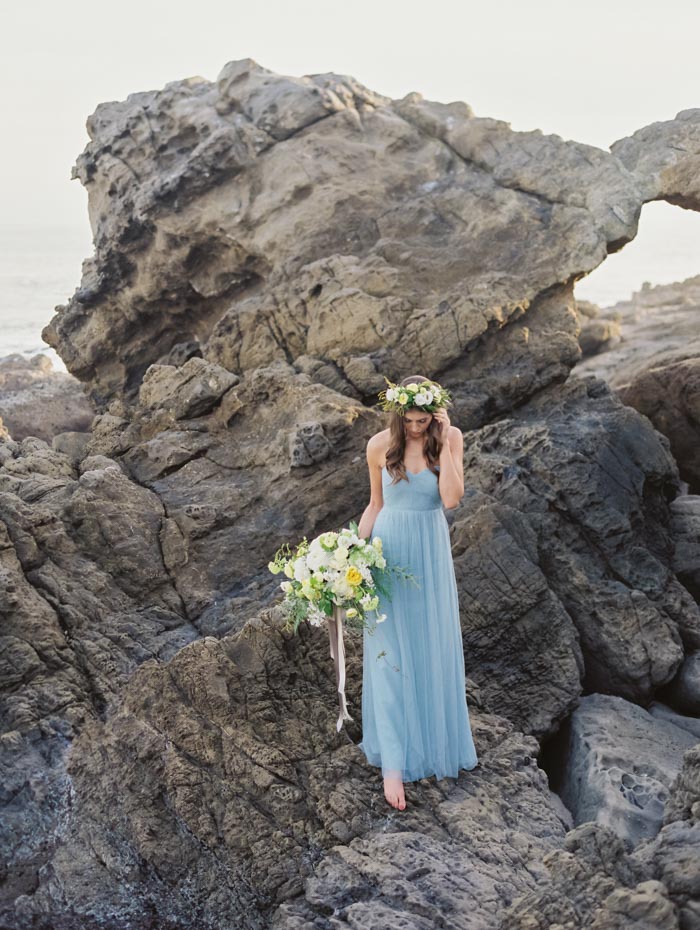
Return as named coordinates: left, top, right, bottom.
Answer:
left=383, top=774, right=407, bottom=810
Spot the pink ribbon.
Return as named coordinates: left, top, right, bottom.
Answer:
left=327, top=603, right=354, bottom=732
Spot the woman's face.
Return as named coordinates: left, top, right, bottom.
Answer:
left=402, top=411, right=433, bottom=438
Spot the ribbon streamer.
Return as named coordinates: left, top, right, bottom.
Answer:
left=327, top=603, right=354, bottom=732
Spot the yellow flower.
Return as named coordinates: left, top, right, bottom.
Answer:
left=405, top=382, right=419, bottom=392
left=345, top=566, right=362, bottom=585
left=398, top=392, right=409, bottom=405
left=346, top=607, right=358, bottom=618
left=283, top=562, right=295, bottom=578
left=268, top=561, right=281, bottom=574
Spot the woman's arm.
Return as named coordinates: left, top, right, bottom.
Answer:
left=358, top=436, right=384, bottom=539
left=358, top=501, right=383, bottom=540
left=438, top=427, right=465, bottom=509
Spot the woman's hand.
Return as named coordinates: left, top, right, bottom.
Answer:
left=432, top=407, right=451, bottom=440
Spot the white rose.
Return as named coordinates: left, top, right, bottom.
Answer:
left=306, top=549, right=328, bottom=571
left=414, top=392, right=427, bottom=406
left=386, top=388, right=396, bottom=400
left=331, top=578, right=352, bottom=597
left=293, top=558, right=310, bottom=582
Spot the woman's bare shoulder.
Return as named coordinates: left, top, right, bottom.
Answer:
left=368, top=428, right=390, bottom=446
left=367, top=429, right=390, bottom=461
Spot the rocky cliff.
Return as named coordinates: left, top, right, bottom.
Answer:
left=2, top=59, right=700, bottom=929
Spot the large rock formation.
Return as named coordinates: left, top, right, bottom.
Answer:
left=1, top=60, right=699, bottom=928
left=571, top=275, right=700, bottom=493
left=43, top=60, right=652, bottom=412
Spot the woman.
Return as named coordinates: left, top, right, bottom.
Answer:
left=357, top=374, right=479, bottom=811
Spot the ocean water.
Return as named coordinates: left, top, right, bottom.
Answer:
left=0, top=224, right=92, bottom=373
left=1, top=203, right=698, bottom=373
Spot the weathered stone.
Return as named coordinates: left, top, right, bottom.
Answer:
left=572, top=276, right=700, bottom=493
left=3, top=60, right=700, bottom=930
left=0, top=353, right=94, bottom=442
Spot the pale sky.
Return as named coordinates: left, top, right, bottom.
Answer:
left=1, top=0, right=699, bottom=306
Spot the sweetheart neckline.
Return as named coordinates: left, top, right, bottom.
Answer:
left=381, top=464, right=439, bottom=477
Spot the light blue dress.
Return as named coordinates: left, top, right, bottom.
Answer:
left=358, top=464, right=479, bottom=782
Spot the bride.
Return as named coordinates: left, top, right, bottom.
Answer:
left=357, top=375, right=478, bottom=811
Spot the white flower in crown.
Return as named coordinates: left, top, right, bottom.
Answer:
left=378, top=374, right=452, bottom=413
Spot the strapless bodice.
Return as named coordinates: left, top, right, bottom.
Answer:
left=380, top=464, right=443, bottom=512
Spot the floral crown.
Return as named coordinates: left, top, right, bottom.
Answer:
left=377, top=376, right=452, bottom=414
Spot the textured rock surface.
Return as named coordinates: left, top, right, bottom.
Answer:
left=649, top=701, right=700, bottom=740
left=660, top=651, right=700, bottom=715
left=0, top=437, right=200, bottom=914
left=0, top=352, right=94, bottom=441
left=671, top=495, right=700, bottom=602
left=572, top=276, right=700, bottom=493
left=456, top=376, right=699, bottom=723
left=3, top=59, right=700, bottom=929
left=610, top=108, right=700, bottom=210
left=88, top=361, right=378, bottom=622
left=12, top=607, right=574, bottom=930
left=554, top=694, right=696, bottom=846
left=499, top=744, right=700, bottom=930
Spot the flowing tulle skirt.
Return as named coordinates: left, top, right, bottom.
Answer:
left=358, top=473, right=478, bottom=782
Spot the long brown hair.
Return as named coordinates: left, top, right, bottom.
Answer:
left=384, top=374, right=446, bottom=484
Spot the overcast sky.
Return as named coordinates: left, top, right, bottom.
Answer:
left=2, top=0, right=699, bottom=309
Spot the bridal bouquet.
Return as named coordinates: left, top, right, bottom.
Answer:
left=268, top=519, right=419, bottom=632
left=268, top=520, right=417, bottom=731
